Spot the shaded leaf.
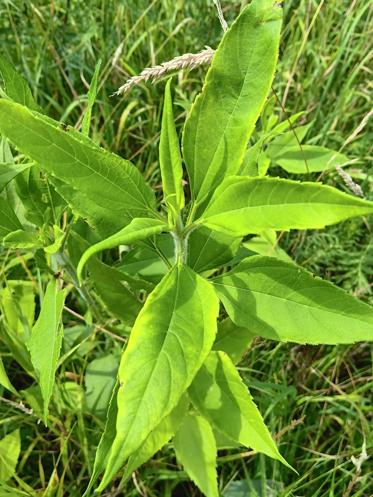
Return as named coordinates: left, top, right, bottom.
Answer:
left=189, top=351, right=289, bottom=466
left=0, top=355, right=16, bottom=394
left=88, top=259, right=142, bottom=325
left=174, top=414, right=219, bottom=497
left=214, top=256, right=373, bottom=344
left=123, top=396, right=188, bottom=481
left=213, top=318, right=255, bottom=364
left=268, top=145, right=349, bottom=174
left=118, top=234, right=173, bottom=283
left=188, top=227, right=241, bottom=273
left=0, top=198, right=22, bottom=238
left=0, top=162, right=32, bottom=192
left=85, top=354, right=119, bottom=419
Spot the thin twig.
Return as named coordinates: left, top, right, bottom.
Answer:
left=218, top=417, right=305, bottom=462
left=0, top=396, right=35, bottom=417
left=63, top=305, right=126, bottom=343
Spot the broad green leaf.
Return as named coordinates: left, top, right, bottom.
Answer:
left=85, top=354, right=119, bottom=419
left=189, top=351, right=289, bottom=466
left=88, top=259, right=142, bottom=325
left=3, top=229, right=41, bottom=249
left=182, top=0, right=282, bottom=205
left=268, top=145, right=349, bottom=173
left=77, top=217, right=167, bottom=281
left=0, top=355, right=16, bottom=394
left=0, top=430, right=21, bottom=483
left=0, top=56, right=39, bottom=110
left=0, top=197, right=22, bottom=238
left=123, top=396, right=188, bottom=481
left=27, top=279, right=66, bottom=424
left=0, top=162, right=32, bottom=192
left=214, top=256, right=373, bottom=344
left=160, top=79, right=184, bottom=223
left=188, top=226, right=241, bottom=274
left=198, top=176, right=373, bottom=237
left=174, top=414, right=219, bottom=497
left=0, top=100, right=157, bottom=237
left=213, top=318, right=255, bottom=364
left=97, top=264, right=219, bottom=491
left=83, top=382, right=119, bottom=497
left=81, top=59, right=101, bottom=136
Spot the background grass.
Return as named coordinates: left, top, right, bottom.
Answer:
left=0, top=0, right=372, bottom=496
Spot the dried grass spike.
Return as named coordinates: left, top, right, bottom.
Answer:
left=115, top=48, right=215, bottom=95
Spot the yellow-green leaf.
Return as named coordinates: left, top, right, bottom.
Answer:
left=96, top=264, right=219, bottom=492
left=27, top=280, right=66, bottom=424
left=182, top=0, right=282, bottom=205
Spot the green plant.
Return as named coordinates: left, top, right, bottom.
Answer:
left=0, top=1, right=372, bottom=496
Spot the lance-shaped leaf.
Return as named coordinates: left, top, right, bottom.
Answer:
left=88, top=259, right=142, bottom=326
left=77, top=218, right=168, bottom=281
left=96, top=264, right=219, bottom=491
left=189, top=351, right=289, bottom=467
left=174, top=414, right=219, bottom=497
left=267, top=145, right=350, bottom=174
left=27, top=279, right=66, bottom=424
left=0, top=100, right=157, bottom=237
left=214, top=256, right=373, bottom=344
left=0, top=198, right=22, bottom=238
left=0, top=56, right=39, bottom=110
left=122, top=396, right=188, bottom=481
left=81, top=59, right=101, bottom=136
left=197, top=176, right=373, bottom=237
left=160, top=79, right=184, bottom=223
left=182, top=0, right=282, bottom=205
left=213, top=318, right=255, bottom=364
left=242, top=229, right=292, bottom=263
